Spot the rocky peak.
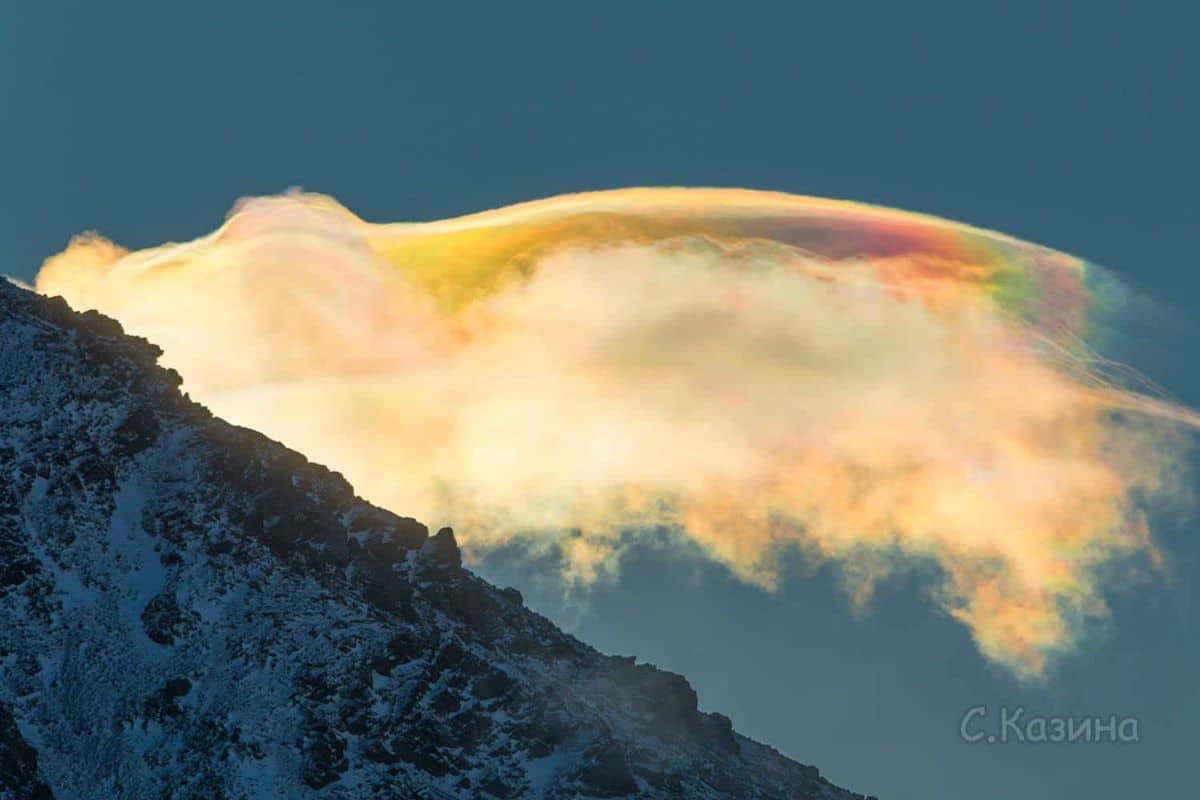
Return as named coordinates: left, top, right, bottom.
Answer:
left=0, top=280, right=874, bottom=799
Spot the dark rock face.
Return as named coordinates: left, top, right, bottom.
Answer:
left=0, top=280, right=871, bottom=799
left=577, top=740, right=638, bottom=797
left=141, top=589, right=188, bottom=645
left=0, top=706, right=53, bottom=800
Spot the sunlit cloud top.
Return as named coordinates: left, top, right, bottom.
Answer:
left=37, top=187, right=1196, bottom=678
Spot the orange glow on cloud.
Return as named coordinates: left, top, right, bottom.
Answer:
left=36, top=188, right=1195, bottom=678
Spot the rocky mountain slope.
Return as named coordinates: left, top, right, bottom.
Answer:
left=0, top=278, right=872, bottom=799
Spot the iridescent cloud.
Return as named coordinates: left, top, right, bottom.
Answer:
left=37, top=188, right=1196, bottom=678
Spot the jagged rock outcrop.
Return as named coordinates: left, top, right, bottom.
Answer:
left=0, top=280, right=872, bottom=799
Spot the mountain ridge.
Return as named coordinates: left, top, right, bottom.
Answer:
left=0, top=279, right=873, bottom=799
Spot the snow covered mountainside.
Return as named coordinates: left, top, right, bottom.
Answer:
left=0, top=279, right=873, bottom=799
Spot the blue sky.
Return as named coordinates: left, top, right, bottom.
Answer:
left=4, top=4, right=1197, bottom=798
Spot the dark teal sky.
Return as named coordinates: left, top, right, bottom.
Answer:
left=5, top=4, right=1196, bottom=798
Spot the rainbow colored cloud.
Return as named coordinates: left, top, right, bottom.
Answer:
left=37, top=188, right=1196, bottom=678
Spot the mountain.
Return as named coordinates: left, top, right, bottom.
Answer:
left=0, top=278, right=873, bottom=800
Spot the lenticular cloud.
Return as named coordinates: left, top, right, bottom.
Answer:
left=37, top=188, right=1196, bottom=678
